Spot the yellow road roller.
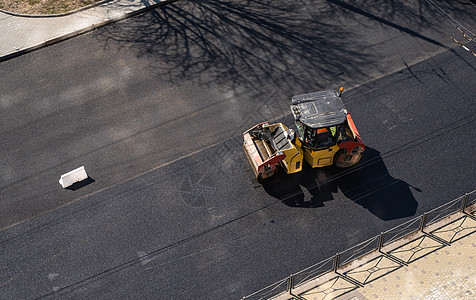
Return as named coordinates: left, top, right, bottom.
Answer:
left=243, top=88, right=365, bottom=182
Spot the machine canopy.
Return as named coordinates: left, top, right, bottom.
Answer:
left=290, top=90, right=347, bottom=129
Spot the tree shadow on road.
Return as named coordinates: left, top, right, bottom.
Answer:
left=94, top=0, right=378, bottom=92
left=94, top=0, right=476, bottom=93
left=263, top=147, right=421, bottom=220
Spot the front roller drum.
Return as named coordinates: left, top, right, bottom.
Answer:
left=243, top=132, right=285, bottom=181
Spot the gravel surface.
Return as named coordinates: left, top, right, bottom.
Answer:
left=0, top=0, right=100, bottom=15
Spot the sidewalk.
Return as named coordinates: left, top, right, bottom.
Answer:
left=0, top=0, right=172, bottom=61
left=275, top=207, right=476, bottom=300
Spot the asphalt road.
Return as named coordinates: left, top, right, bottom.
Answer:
left=1, top=0, right=475, bottom=299
left=2, top=0, right=476, bottom=229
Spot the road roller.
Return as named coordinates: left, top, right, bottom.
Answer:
left=243, top=88, right=365, bottom=183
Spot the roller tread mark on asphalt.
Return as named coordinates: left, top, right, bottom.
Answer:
left=180, top=172, right=216, bottom=208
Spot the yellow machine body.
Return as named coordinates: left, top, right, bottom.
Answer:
left=243, top=122, right=303, bottom=181
left=294, top=138, right=340, bottom=168
left=243, top=89, right=365, bottom=183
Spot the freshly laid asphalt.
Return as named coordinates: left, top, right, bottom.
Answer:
left=1, top=0, right=475, bottom=299
left=2, top=0, right=476, bottom=229
left=2, top=46, right=475, bottom=298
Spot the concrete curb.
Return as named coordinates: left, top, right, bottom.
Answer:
left=0, top=0, right=112, bottom=18
left=0, top=0, right=178, bottom=62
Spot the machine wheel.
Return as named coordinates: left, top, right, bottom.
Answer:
left=334, top=149, right=362, bottom=168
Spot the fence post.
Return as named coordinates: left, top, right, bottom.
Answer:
left=287, top=274, right=294, bottom=292
left=332, top=253, right=340, bottom=272
left=377, top=232, right=385, bottom=251
left=460, top=193, right=469, bottom=213
left=419, top=213, right=428, bottom=231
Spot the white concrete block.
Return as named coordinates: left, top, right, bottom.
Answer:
left=59, top=166, right=88, bottom=188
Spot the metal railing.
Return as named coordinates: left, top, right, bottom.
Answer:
left=290, top=256, right=334, bottom=290
left=242, top=277, right=289, bottom=300
left=380, top=215, right=421, bottom=247
left=242, top=190, right=476, bottom=300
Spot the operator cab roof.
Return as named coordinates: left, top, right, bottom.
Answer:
left=290, top=90, right=347, bottom=129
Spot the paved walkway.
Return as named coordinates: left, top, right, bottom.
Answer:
left=0, top=0, right=172, bottom=60
left=275, top=207, right=476, bottom=300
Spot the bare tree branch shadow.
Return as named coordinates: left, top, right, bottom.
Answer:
left=94, top=0, right=380, bottom=92
left=94, top=0, right=476, bottom=93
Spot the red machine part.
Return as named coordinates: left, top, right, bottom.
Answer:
left=345, top=113, right=364, bottom=145
left=337, top=113, right=365, bottom=163
left=243, top=122, right=287, bottom=179
left=257, top=152, right=286, bottom=173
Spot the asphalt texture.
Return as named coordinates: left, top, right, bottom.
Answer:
left=2, top=0, right=475, bottom=229
left=1, top=0, right=475, bottom=299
